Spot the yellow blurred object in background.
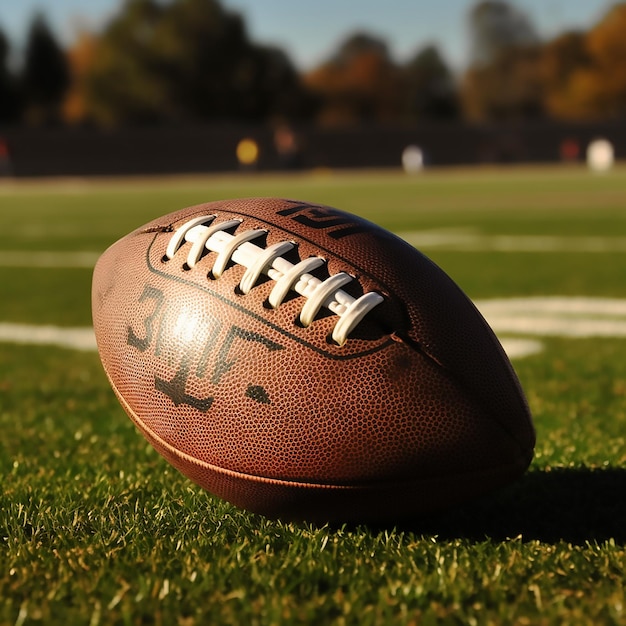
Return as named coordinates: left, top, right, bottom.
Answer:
left=236, top=138, right=260, bottom=168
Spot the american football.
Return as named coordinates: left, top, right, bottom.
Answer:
left=91, top=197, right=535, bottom=522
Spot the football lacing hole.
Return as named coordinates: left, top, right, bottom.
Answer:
left=325, top=333, right=341, bottom=347
left=161, top=255, right=169, bottom=263
left=293, top=316, right=307, bottom=329
left=182, top=262, right=192, bottom=272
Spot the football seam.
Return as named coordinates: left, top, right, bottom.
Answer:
left=387, top=327, right=533, bottom=462
left=464, top=296, right=536, bottom=452
left=103, top=365, right=530, bottom=492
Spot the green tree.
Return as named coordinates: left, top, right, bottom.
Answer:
left=404, top=45, right=459, bottom=120
left=21, top=13, right=70, bottom=124
left=469, top=0, right=538, bottom=67
left=0, top=27, right=19, bottom=123
left=85, top=0, right=310, bottom=125
left=462, top=1, right=543, bottom=121
left=85, top=0, right=177, bottom=124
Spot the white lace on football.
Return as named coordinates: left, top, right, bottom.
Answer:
left=164, top=215, right=384, bottom=345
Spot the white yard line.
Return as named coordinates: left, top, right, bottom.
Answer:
left=398, top=230, right=626, bottom=252
left=0, top=321, right=544, bottom=359
left=2, top=229, right=626, bottom=269
left=0, top=251, right=100, bottom=268
left=475, top=297, right=626, bottom=338
left=0, top=323, right=96, bottom=351
left=499, top=338, right=544, bottom=360
left=475, top=296, right=626, bottom=316
left=3, top=296, right=626, bottom=358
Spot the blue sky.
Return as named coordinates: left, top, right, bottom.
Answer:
left=0, top=0, right=615, bottom=70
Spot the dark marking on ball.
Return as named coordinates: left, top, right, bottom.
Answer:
left=246, top=385, right=271, bottom=404
left=140, top=224, right=174, bottom=234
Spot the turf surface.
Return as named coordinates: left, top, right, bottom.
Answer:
left=1, top=165, right=625, bottom=625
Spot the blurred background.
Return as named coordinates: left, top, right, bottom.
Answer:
left=0, top=0, right=624, bottom=176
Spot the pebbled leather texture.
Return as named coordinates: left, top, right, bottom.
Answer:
left=92, top=197, right=535, bottom=522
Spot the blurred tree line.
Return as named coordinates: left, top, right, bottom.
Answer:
left=2, top=0, right=626, bottom=127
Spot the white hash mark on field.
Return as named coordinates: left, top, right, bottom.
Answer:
left=2, top=297, right=626, bottom=359
left=397, top=230, right=626, bottom=253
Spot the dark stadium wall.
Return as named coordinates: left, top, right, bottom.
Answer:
left=0, top=121, right=624, bottom=177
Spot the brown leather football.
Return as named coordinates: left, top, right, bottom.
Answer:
left=92, top=197, right=534, bottom=523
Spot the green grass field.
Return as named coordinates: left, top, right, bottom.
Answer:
left=1, top=165, right=625, bottom=625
